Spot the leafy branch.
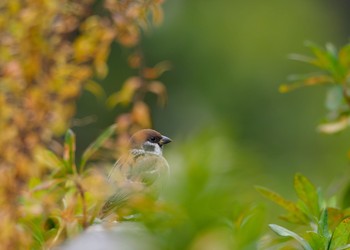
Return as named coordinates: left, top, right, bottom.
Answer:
left=257, top=173, right=350, bottom=249
left=22, top=125, right=117, bottom=248
left=280, top=42, right=350, bottom=134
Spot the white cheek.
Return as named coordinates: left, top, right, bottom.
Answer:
left=154, top=144, right=162, bottom=155
left=142, top=141, right=163, bottom=155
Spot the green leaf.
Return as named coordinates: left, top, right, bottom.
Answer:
left=329, top=217, right=350, bottom=249
left=269, top=224, right=313, bottom=250
left=305, top=42, right=345, bottom=82
left=35, top=148, right=65, bottom=171
left=294, top=173, right=320, bottom=219
left=326, top=43, right=338, bottom=58
left=335, top=244, right=350, bottom=250
left=339, top=44, right=350, bottom=68
left=256, top=186, right=308, bottom=224
left=22, top=219, right=45, bottom=248
left=288, top=53, right=319, bottom=65
left=306, top=231, right=328, bottom=250
left=342, top=184, right=350, bottom=209
left=326, top=43, right=347, bottom=81
left=64, top=129, right=77, bottom=174
left=305, top=41, right=333, bottom=70
left=235, top=205, right=266, bottom=248
left=286, top=72, right=331, bottom=82
left=80, top=124, right=117, bottom=171
left=326, top=86, right=344, bottom=111
left=318, top=209, right=331, bottom=241
left=31, top=179, right=64, bottom=192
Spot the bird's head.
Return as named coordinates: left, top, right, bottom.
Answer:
left=130, top=129, right=172, bottom=155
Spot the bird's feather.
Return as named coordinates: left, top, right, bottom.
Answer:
left=100, top=153, right=169, bottom=220
left=100, top=129, right=171, bottom=220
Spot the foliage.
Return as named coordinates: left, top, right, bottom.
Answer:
left=3, top=0, right=350, bottom=249
left=152, top=130, right=266, bottom=250
left=28, top=127, right=265, bottom=250
left=22, top=126, right=115, bottom=248
left=280, top=42, right=350, bottom=134
left=257, top=173, right=350, bottom=250
left=0, top=0, right=166, bottom=249
left=258, top=42, right=350, bottom=250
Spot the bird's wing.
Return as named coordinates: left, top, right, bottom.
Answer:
left=99, top=181, right=143, bottom=219
left=100, top=185, right=132, bottom=219
left=107, top=154, right=134, bottom=184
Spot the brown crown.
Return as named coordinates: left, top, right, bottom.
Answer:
left=130, top=129, right=163, bottom=148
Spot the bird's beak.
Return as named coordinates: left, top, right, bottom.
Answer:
left=159, top=135, right=172, bottom=146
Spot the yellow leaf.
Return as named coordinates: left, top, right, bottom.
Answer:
left=106, top=77, right=142, bottom=108
left=84, top=80, right=106, bottom=100
left=132, top=101, right=151, bottom=128
left=148, top=81, right=167, bottom=106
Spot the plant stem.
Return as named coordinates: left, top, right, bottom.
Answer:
left=75, top=180, right=88, bottom=229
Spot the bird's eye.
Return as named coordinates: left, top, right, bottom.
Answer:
left=149, top=137, right=156, bottom=142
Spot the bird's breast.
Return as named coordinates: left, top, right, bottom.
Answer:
left=128, top=153, right=169, bottom=186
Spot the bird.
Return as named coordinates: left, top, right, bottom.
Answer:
left=99, top=129, right=172, bottom=221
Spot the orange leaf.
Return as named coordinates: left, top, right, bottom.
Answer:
left=148, top=81, right=167, bottom=106
left=132, top=101, right=151, bottom=128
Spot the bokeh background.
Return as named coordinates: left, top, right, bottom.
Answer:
left=71, top=0, right=350, bottom=248
left=77, top=0, right=350, bottom=196
left=6, top=1, right=350, bottom=248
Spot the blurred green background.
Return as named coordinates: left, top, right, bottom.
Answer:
left=76, top=0, right=350, bottom=201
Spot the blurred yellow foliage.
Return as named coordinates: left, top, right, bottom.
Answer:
left=0, top=0, right=166, bottom=249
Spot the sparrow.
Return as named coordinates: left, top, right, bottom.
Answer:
left=100, top=129, right=172, bottom=220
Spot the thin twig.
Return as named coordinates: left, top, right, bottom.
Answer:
left=75, top=180, right=88, bottom=229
